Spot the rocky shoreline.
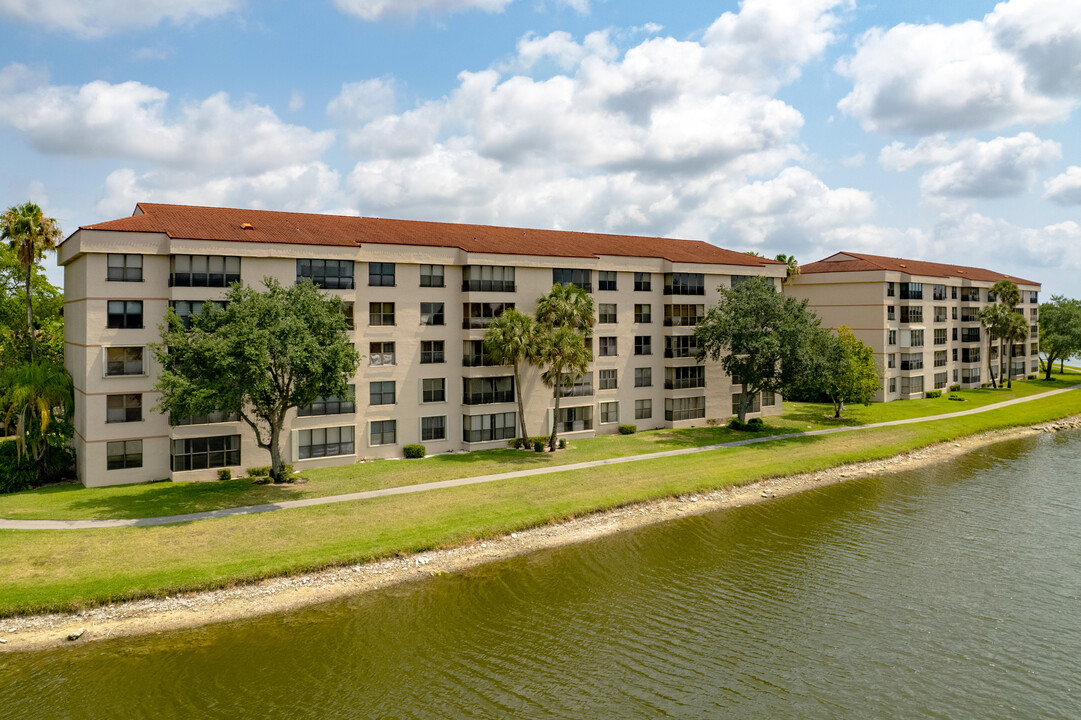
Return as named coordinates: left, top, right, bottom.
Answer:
left=2, top=415, right=1079, bottom=653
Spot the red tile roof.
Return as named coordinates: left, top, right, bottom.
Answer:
left=800, top=251, right=1039, bottom=286
left=78, top=203, right=782, bottom=268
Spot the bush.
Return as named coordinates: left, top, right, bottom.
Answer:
left=217, top=468, right=231, bottom=481
left=1027, top=374, right=1037, bottom=380
left=925, top=390, right=943, bottom=399
left=618, top=424, right=637, bottom=435
left=271, top=463, right=294, bottom=483
left=559, top=438, right=566, bottom=449
left=533, top=440, right=545, bottom=452
left=949, top=384, right=961, bottom=392
left=727, top=417, right=764, bottom=431
left=508, top=438, right=524, bottom=449
left=948, top=395, right=966, bottom=402
left=246, top=466, right=271, bottom=478
left=0, top=441, right=36, bottom=494
left=403, top=444, right=426, bottom=459
left=529, top=436, right=548, bottom=448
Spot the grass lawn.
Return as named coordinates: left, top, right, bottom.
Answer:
left=0, top=380, right=1080, bottom=615
left=0, top=372, right=1078, bottom=522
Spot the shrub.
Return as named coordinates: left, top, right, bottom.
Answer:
left=508, top=438, right=524, bottom=449
left=559, top=438, right=566, bottom=449
left=529, top=436, right=548, bottom=448
left=271, top=463, right=294, bottom=483
left=403, top=444, right=426, bottom=459
left=1027, top=374, right=1037, bottom=380
left=217, top=468, right=231, bottom=481
left=949, top=384, right=961, bottom=392
left=948, top=395, right=966, bottom=402
left=246, top=466, right=271, bottom=478
left=533, top=440, right=545, bottom=452
left=925, top=390, right=943, bottom=399
left=0, top=441, right=36, bottom=494
left=618, top=424, right=636, bottom=435
left=727, top=417, right=764, bottom=431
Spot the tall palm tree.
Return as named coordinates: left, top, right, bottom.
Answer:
left=536, top=282, right=594, bottom=333
left=1, top=203, right=63, bottom=361
left=980, top=304, right=1004, bottom=388
left=990, top=280, right=1020, bottom=385
left=775, top=254, right=800, bottom=282
left=1002, top=310, right=1029, bottom=389
left=483, top=308, right=540, bottom=443
left=537, top=325, right=591, bottom=451
left=0, top=360, right=73, bottom=483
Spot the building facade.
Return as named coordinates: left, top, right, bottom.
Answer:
left=785, top=252, right=1041, bottom=402
left=59, top=203, right=787, bottom=487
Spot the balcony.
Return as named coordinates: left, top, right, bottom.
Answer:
left=664, top=378, right=705, bottom=390
left=462, top=391, right=515, bottom=406
left=461, top=280, right=516, bottom=293
left=462, top=354, right=500, bottom=368
left=900, top=360, right=924, bottom=371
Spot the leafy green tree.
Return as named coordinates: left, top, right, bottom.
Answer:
left=694, top=276, right=822, bottom=423
left=818, top=326, right=881, bottom=418
left=1039, top=296, right=1081, bottom=380
left=534, top=283, right=594, bottom=450
left=1, top=243, right=64, bottom=367
left=1, top=202, right=62, bottom=361
left=483, top=308, right=541, bottom=443
left=154, top=279, right=359, bottom=480
left=0, top=360, right=74, bottom=485
left=1002, top=309, right=1029, bottom=389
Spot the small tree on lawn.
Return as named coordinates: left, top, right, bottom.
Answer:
left=820, top=326, right=881, bottom=418
left=694, top=276, right=822, bottom=424
left=154, top=278, right=359, bottom=481
left=483, top=308, right=540, bottom=444
left=1039, top=296, right=1081, bottom=380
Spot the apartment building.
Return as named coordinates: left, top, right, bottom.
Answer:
left=785, top=252, right=1041, bottom=402
left=59, top=203, right=787, bottom=487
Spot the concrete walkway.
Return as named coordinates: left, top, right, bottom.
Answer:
left=4, top=384, right=1079, bottom=531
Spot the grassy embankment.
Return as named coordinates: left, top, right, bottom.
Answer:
left=1, top=374, right=1078, bottom=522
left=0, top=374, right=1079, bottom=616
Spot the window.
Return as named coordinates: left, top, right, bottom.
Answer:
left=598, top=304, right=617, bottom=324
left=899, top=306, right=923, bottom=323
left=599, top=369, right=617, bottom=390
left=634, top=367, right=652, bottom=387
left=599, top=337, right=617, bottom=357
left=298, top=386, right=355, bottom=416
left=900, top=376, right=924, bottom=395
left=172, top=410, right=240, bottom=426
left=961, top=307, right=981, bottom=322
left=887, top=354, right=896, bottom=369
left=762, top=390, right=776, bottom=407
left=899, top=283, right=923, bottom=300
left=600, top=401, right=619, bottom=424
left=664, top=335, right=698, bottom=358
left=888, top=330, right=897, bottom=346
left=105, top=347, right=144, bottom=376
left=634, top=304, right=651, bottom=323
left=463, top=302, right=513, bottom=329
left=953, top=328, right=959, bottom=341
left=635, top=399, right=652, bottom=419
left=369, top=381, right=395, bottom=406
left=1030, top=291, right=1039, bottom=304
left=962, top=347, right=980, bottom=363
left=962, top=368, right=981, bottom=384
left=960, top=287, right=980, bottom=302
left=107, top=300, right=143, bottom=329
left=369, top=302, right=395, bottom=326
left=961, top=327, right=981, bottom=343
left=665, top=366, right=705, bottom=390
left=463, top=376, right=514, bottom=405
left=909, top=329, right=924, bottom=347
left=953, top=348, right=958, bottom=361
left=553, top=268, right=592, bottom=292
left=107, top=440, right=143, bottom=470
left=732, top=393, right=761, bottom=415
left=369, top=262, right=395, bottom=286
left=934, top=328, right=947, bottom=345
left=106, top=394, right=142, bottom=423
left=421, top=416, right=446, bottom=441
left=369, top=342, right=395, bottom=366
left=954, top=369, right=959, bottom=383
left=934, top=350, right=947, bottom=367
left=664, top=273, right=704, bottom=296
left=107, top=254, right=142, bottom=282
left=420, top=264, right=445, bottom=288
left=462, top=266, right=515, bottom=292
left=934, top=306, right=947, bottom=322
left=889, top=378, right=897, bottom=393
left=463, top=412, right=516, bottom=443
left=951, top=286, right=958, bottom=299
left=666, top=396, right=705, bottom=421
left=932, top=284, right=947, bottom=301
left=170, top=255, right=239, bottom=287
left=901, top=353, right=923, bottom=370
left=420, top=302, right=445, bottom=326
left=1031, top=325, right=1038, bottom=338
left=557, top=406, right=593, bottom=432
left=664, top=304, right=704, bottom=327
left=370, top=420, right=396, bottom=446
left=421, top=340, right=445, bottom=364
left=634, top=336, right=652, bottom=356
left=342, top=302, right=355, bottom=330
left=886, top=282, right=895, bottom=297
left=598, top=271, right=617, bottom=291
left=416, top=378, right=445, bottom=404
left=463, top=340, right=498, bottom=367
left=297, top=259, right=354, bottom=289
left=934, top=372, right=948, bottom=389
left=170, top=300, right=227, bottom=330
left=171, top=435, right=240, bottom=471
left=952, top=307, right=958, bottom=320
left=297, top=426, right=355, bottom=459
left=559, top=373, right=594, bottom=398
left=888, top=306, right=895, bottom=321
left=634, top=272, right=652, bottom=291
left=1031, top=342, right=1039, bottom=356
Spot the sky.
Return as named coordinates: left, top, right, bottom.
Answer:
left=0, top=0, right=1078, bottom=295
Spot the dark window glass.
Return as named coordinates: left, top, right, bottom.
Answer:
left=171, top=435, right=240, bottom=471
left=105, top=347, right=143, bottom=376
left=598, top=304, right=617, bottom=324
left=369, top=262, right=395, bottom=287
left=634, top=367, right=651, bottom=387
left=665, top=366, right=705, bottom=390
left=422, top=378, right=446, bottom=403
left=421, top=341, right=445, bottom=364
left=598, top=337, right=617, bottom=357
left=599, top=369, right=617, bottom=390
left=664, top=273, right=704, bottom=296
left=420, top=264, right=445, bottom=288
left=420, top=302, right=445, bottom=326
left=297, top=426, right=355, bottom=459
left=106, top=393, right=142, bottom=423
left=666, top=396, right=706, bottom=421
left=370, top=420, right=397, bottom=446
left=297, top=259, right=355, bottom=289
left=298, top=385, right=356, bottom=417
left=598, top=271, right=617, bottom=291
left=107, top=300, right=143, bottom=329
left=170, top=300, right=227, bottom=330
left=107, top=254, right=143, bottom=282
left=369, top=381, right=396, bottom=406
left=462, top=266, right=515, bottom=292
left=552, top=268, right=592, bottom=292
left=634, top=336, right=652, bottom=356
left=463, top=303, right=513, bottom=329
left=462, top=413, right=516, bottom=443
left=421, top=416, right=447, bottom=441
left=369, top=302, right=395, bottom=326
left=170, top=255, right=239, bottom=287
left=635, top=399, right=652, bottom=419
left=634, top=272, right=652, bottom=292
left=369, top=342, right=395, bottom=366
left=106, top=440, right=142, bottom=470
left=463, top=376, right=515, bottom=405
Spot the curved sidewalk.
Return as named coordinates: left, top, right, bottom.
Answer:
left=4, top=384, right=1079, bottom=531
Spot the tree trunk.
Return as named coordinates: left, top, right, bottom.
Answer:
left=986, top=335, right=997, bottom=388
left=1045, top=355, right=1055, bottom=381
left=834, top=399, right=843, bottom=418
left=548, top=379, right=561, bottom=451
left=269, top=421, right=284, bottom=481
left=24, top=263, right=35, bottom=361
left=998, top=338, right=1005, bottom=389
left=514, top=364, right=529, bottom=442
left=738, top=382, right=749, bottom=424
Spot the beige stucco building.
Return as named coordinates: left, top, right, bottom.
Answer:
left=785, top=252, right=1041, bottom=402
left=59, top=203, right=787, bottom=487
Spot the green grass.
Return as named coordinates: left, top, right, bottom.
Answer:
left=0, top=382, right=1080, bottom=616
left=0, top=372, right=1078, bottom=522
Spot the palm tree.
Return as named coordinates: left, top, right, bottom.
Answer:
left=1002, top=310, right=1029, bottom=389
left=775, top=254, right=800, bottom=282
left=990, top=280, right=1020, bottom=386
left=537, top=325, right=591, bottom=451
left=980, top=305, right=1005, bottom=388
left=0, top=360, right=73, bottom=483
left=483, top=308, right=540, bottom=443
left=1, top=203, right=63, bottom=361
left=536, top=282, right=594, bottom=332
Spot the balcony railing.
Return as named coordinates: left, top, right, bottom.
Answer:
left=169, top=273, right=240, bottom=288
left=461, top=280, right=516, bottom=293
left=462, top=354, right=500, bottom=367
left=664, top=378, right=705, bottom=390
left=462, top=391, right=515, bottom=405
left=901, top=360, right=924, bottom=370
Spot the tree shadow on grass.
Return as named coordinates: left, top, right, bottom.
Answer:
left=60, top=478, right=302, bottom=520
left=781, top=404, right=863, bottom=428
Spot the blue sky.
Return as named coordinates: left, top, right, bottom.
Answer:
left=1, top=0, right=1078, bottom=295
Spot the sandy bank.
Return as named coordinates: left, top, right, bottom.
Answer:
left=3, top=415, right=1079, bottom=653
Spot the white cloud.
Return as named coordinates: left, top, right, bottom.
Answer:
left=288, top=91, right=305, bottom=112
left=0, top=0, right=242, bottom=37
left=840, top=152, right=864, bottom=168
left=836, top=0, right=1081, bottom=134
left=1044, top=166, right=1081, bottom=206
left=0, top=64, right=334, bottom=174
left=880, top=133, right=1061, bottom=199
left=331, top=0, right=512, bottom=22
